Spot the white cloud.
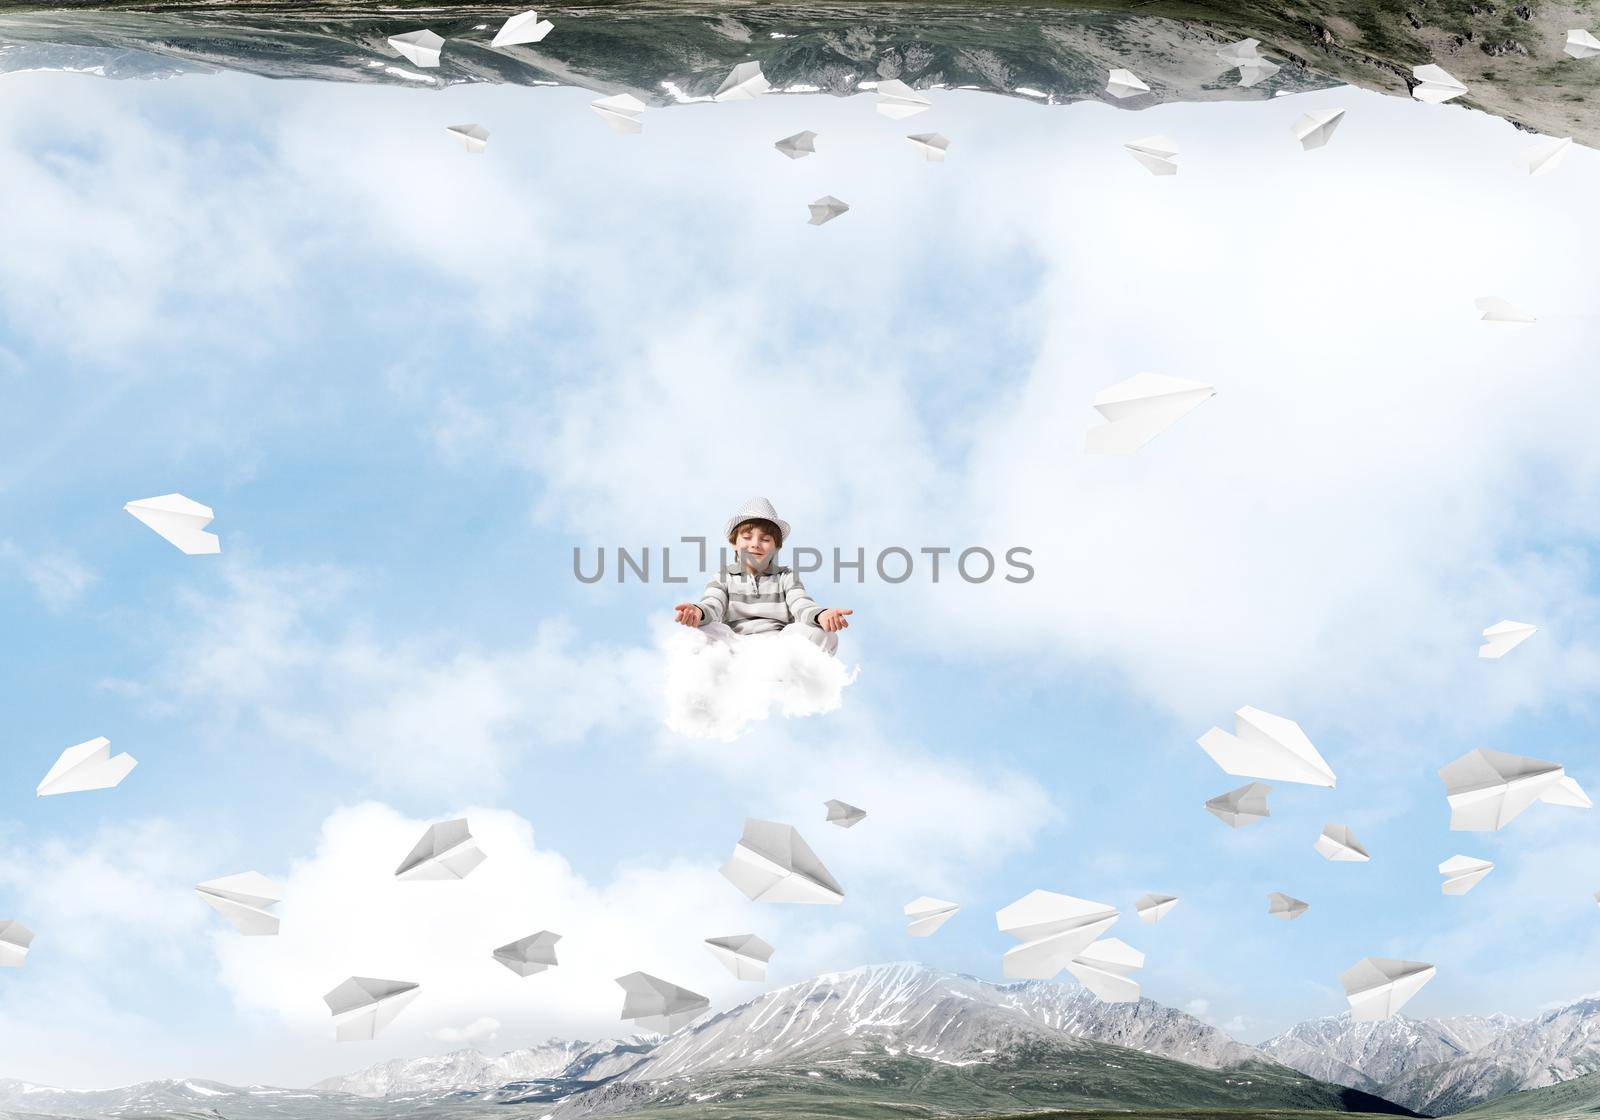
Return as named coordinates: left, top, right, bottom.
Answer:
left=662, top=624, right=856, bottom=740
left=0, top=540, right=96, bottom=608
left=433, top=1017, right=500, bottom=1044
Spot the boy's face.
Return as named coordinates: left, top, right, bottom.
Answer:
left=734, top=523, right=777, bottom=568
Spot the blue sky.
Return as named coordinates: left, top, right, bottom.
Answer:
left=2, top=61, right=1600, bottom=1090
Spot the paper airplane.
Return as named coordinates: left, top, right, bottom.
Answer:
left=714, top=61, right=770, bottom=102
left=446, top=124, right=489, bottom=153
left=824, top=799, right=866, bottom=828
left=0, top=921, right=35, bottom=968
left=1439, top=855, right=1493, bottom=895
left=904, top=896, right=960, bottom=937
left=616, top=971, right=709, bottom=1032
left=1475, top=298, right=1536, bottom=325
left=1217, top=39, right=1279, bottom=86
left=493, top=930, right=560, bottom=976
left=1084, top=372, right=1213, bottom=454
left=1135, top=893, right=1178, bottom=924
left=1268, top=892, right=1309, bottom=920
left=124, top=493, right=220, bottom=554
left=907, top=132, right=949, bottom=162
left=1438, top=747, right=1590, bottom=831
left=1411, top=64, right=1467, bottom=103
left=1565, top=29, right=1600, bottom=59
left=1125, top=135, right=1178, bottom=176
left=323, top=977, right=420, bottom=1040
left=1314, top=824, right=1370, bottom=863
left=1294, top=108, right=1346, bottom=150
left=774, top=130, right=817, bottom=159
left=388, top=30, right=443, bottom=68
left=875, top=79, right=931, bottom=119
left=808, top=196, right=850, bottom=226
left=1206, top=781, right=1273, bottom=828
left=995, top=889, right=1119, bottom=979
left=36, top=737, right=137, bottom=797
left=1340, top=957, right=1435, bottom=1021
left=1480, top=620, right=1538, bottom=657
left=721, top=818, right=844, bottom=904
left=491, top=11, right=553, bottom=47
left=1198, top=707, right=1337, bottom=787
left=1238, top=58, right=1281, bottom=86
left=1520, top=137, right=1572, bottom=176
left=591, top=93, right=646, bottom=135
left=394, top=818, right=486, bottom=880
left=1066, top=937, right=1144, bottom=1002
left=704, top=934, right=774, bottom=979
left=195, top=872, right=282, bottom=935
left=1106, top=68, right=1150, bottom=98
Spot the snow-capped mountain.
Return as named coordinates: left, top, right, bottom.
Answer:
left=310, top=1039, right=626, bottom=1097
left=0, top=1078, right=354, bottom=1118
left=1259, top=1011, right=1520, bottom=1093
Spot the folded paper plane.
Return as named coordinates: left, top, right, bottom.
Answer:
left=1125, top=134, right=1178, bottom=176
left=1135, top=893, right=1178, bottom=924
left=1268, top=891, right=1309, bottom=920
left=1480, top=620, right=1537, bottom=657
left=875, top=79, right=931, bottom=119
left=1217, top=38, right=1279, bottom=86
left=1520, top=136, right=1572, bottom=177
left=714, top=61, right=770, bottom=102
left=36, top=737, right=137, bottom=797
left=1475, top=298, right=1536, bottom=325
left=0, top=921, right=35, bottom=968
left=1199, top=707, right=1336, bottom=787
left=1237, top=59, right=1281, bottom=87
left=1340, top=957, right=1435, bottom=1021
left=721, top=819, right=844, bottom=904
left=996, top=889, right=1119, bottom=979
left=1438, top=747, right=1590, bottom=831
left=395, top=818, right=486, bottom=880
left=1439, top=855, right=1493, bottom=895
left=904, top=896, right=960, bottom=937
left=125, top=493, right=220, bottom=554
left=446, top=124, right=489, bottom=153
left=1294, top=108, right=1345, bottom=150
left=1411, top=64, right=1466, bottom=103
left=1565, top=29, right=1600, bottom=59
left=616, top=971, right=709, bottom=1032
left=1206, top=781, right=1273, bottom=828
left=388, top=30, right=443, bottom=68
left=492, top=10, right=553, bottom=47
left=196, top=872, right=282, bottom=935
left=774, top=130, right=818, bottom=159
left=824, top=799, right=866, bottom=828
left=1085, top=372, right=1212, bottom=454
left=704, top=933, right=774, bottom=979
left=1066, top=937, right=1144, bottom=1002
left=591, top=93, right=646, bottom=134
left=1315, top=824, right=1370, bottom=862
left=907, top=132, right=949, bottom=161
left=493, top=930, right=561, bottom=976
left=323, top=977, right=420, bottom=1041
left=1106, top=68, right=1150, bottom=98
left=808, top=196, right=849, bottom=226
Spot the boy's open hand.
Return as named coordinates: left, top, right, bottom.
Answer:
left=818, top=608, right=853, bottom=632
left=673, top=603, right=704, bottom=627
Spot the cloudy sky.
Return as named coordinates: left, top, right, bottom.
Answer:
left=2, top=53, right=1599, bottom=1092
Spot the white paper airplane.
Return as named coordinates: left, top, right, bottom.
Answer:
left=1198, top=707, right=1337, bottom=787
left=1294, top=108, right=1346, bottom=150
left=1439, top=855, right=1494, bottom=895
left=721, top=818, right=844, bottom=904
left=0, top=921, right=35, bottom=968
left=1438, top=747, right=1590, bottom=831
left=323, top=977, right=420, bottom=1040
left=388, top=30, right=444, bottom=68
left=36, top=737, right=137, bottom=797
left=1314, top=824, right=1370, bottom=863
left=616, top=971, right=709, bottom=1032
left=774, top=130, right=817, bottom=159
left=1125, top=134, right=1178, bottom=176
left=1135, top=893, right=1178, bottom=924
left=493, top=930, right=560, bottom=976
left=196, top=872, right=282, bottom=935
left=1206, top=781, right=1273, bottom=828
left=591, top=93, right=647, bottom=134
left=394, top=818, right=486, bottom=880
left=1564, top=29, right=1600, bottom=59
left=446, top=124, right=489, bottom=153
left=995, top=889, right=1119, bottom=979
left=907, top=132, right=949, bottom=162
left=1340, top=957, right=1435, bottom=1021
left=492, top=11, right=553, bottom=47
left=1237, top=58, right=1281, bottom=86
left=1479, top=620, right=1538, bottom=657
left=1475, top=298, right=1536, bottom=325
left=1268, top=891, right=1309, bottom=920
left=1217, top=38, right=1280, bottom=86
left=1520, top=136, right=1572, bottom=176
left=1106, top=68, right=1150, bottom=98
left=808, top=196, right=850, bottom=226
left=1066, top=937, right=1144, bottom=1002
left=1084, top=372, right=1213, bottom=454
left=124, top=493, right=220, bottom=554
left=1412, top=63, right=1467, bottom=103
left=714, top=61, right=770, bottom=102
left=904, top=896, right=960, bottom=937
left=875, top=79, right=931, bottom=119
left=704, top=933, right=774, bottom=980
left=824, top=799, right=866, bottom=828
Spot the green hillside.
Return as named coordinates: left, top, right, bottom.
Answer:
left=1452, top=1068, right=1600, bottom=1119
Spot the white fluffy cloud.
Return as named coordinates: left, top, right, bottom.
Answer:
left=433, top=1017, right=500, bottom=1044
left=662, top=624, right=856, bottom=740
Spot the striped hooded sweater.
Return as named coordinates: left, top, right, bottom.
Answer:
left=697, top=560, right=825, bottom=635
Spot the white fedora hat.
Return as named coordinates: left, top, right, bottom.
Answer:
left=723, top=497, right=791, bottom=544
